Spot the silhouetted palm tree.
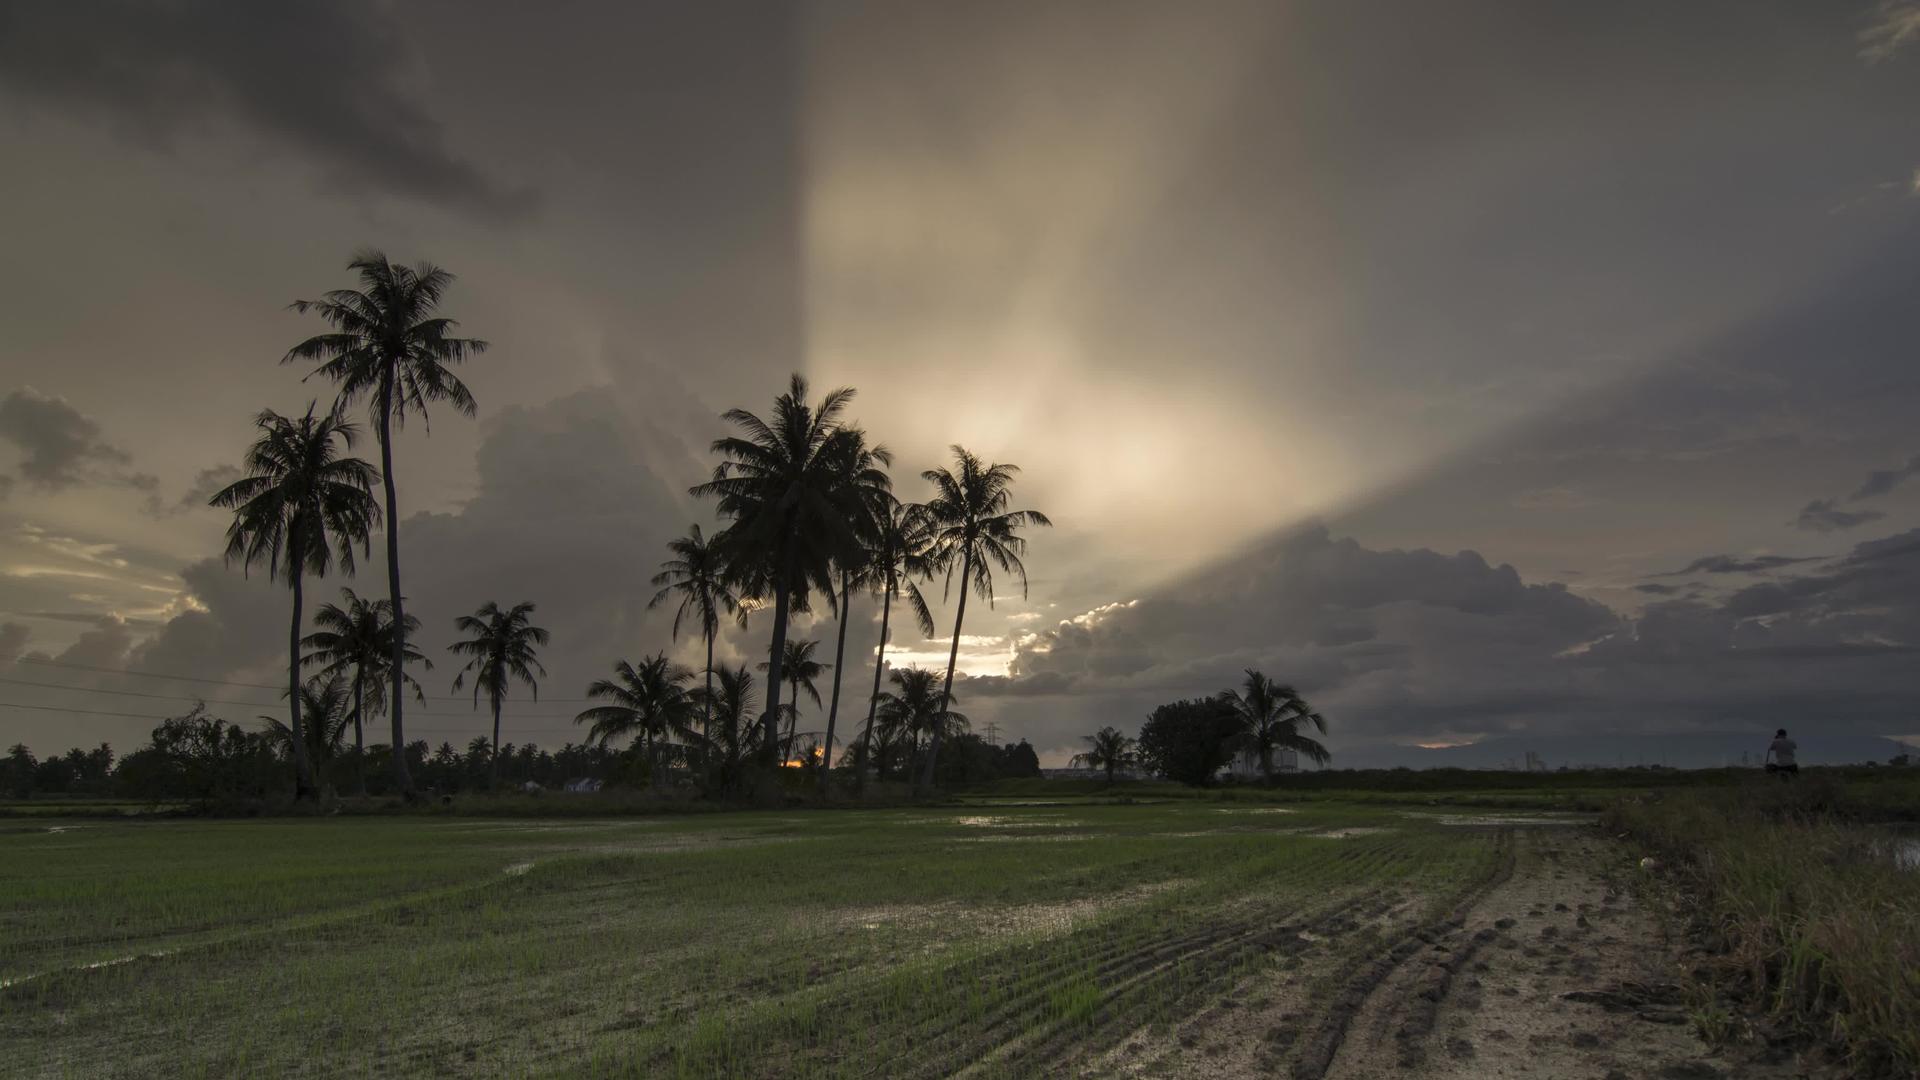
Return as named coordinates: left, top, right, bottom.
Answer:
left=691, top=374, right=884, bottom=765
left=874, top=667, right=967, bottom=780
left=574, top=654, right=696, bottom=792
left=285, top=250, right=486, bottom=797
left=1073, top=726, right=1135, bottom=786
left=854, top=501, right=936, bottom=794
left=262, top=674, right=355, bottom=771
left=693, top=663, right=760, bottom=789
left=649, top=524, right=744, bottom=741
left=758, top=638, right=827, bottom=764
left=816, top=434, right=893, bottom=793
left=300, top=587, right=431, bottom=794
left=917, top=447, right=1051, bottom=792
left=1222, top=669, right=1330, bottom=778
left=448, top=601, right=548, bottom=787
left=211, top=405, right=379, bottom=799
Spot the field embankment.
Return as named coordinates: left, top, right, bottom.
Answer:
left=1607, top=773, right=1920, bottom=1078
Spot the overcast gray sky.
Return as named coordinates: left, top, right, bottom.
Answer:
left=3, top=0, right=1919, bottom=765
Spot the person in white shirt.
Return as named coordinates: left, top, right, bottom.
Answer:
left=1765, top=728, right=1798, bottom=778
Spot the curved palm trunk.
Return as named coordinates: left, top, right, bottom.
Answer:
left=760, top=577, right=790, bottom=767
left=489, top=692, right=502, bottom=787
left=287, top=555, right=317, bottom=799
left=378, top=370, right=416, bottom=797
left=855, top=581, right=894, bottom=797
left=351, top=664, right=367, bottom=795
left=817, top=573, right=853, bottom=796
left=919, top=548, right=972, bottom=794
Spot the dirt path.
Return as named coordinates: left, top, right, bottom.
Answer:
left=1082, top=827, right=1802, bottom=1080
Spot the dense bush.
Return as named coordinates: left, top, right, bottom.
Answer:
left=1135, top=697, right=1242, bottom=786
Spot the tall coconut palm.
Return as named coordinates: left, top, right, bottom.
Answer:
left=285, top=251, right=486, bottom=797
left=758, top=638, right=827, bottom=765
left=691, top=374, right=887, bottom=765
left=815, top=435, right=893, bottom=793
left=261, top=674, right=355, bottom=774
left=574, top=654, right=696, bottom=791
left=854, top=501, right=936, bottom=795
left=211, top=405, right=379, bottom=799
left=1221, top=669, right=1330, bottom=779
left=1073, top=726, right=1136, bottom=786
left=917, top=447, right=1051, bottom=792
left=874, top=666, right=967, bottom=780
left=300, top=588, right=431, bottom=794
left=447, top=601, right=548, bottom=787
left=649, top=524, right=744, bottom=741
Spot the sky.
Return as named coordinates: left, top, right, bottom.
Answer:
left=3, top=0, right=1920, bottom=767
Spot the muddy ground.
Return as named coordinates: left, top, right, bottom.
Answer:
left=1083, top=826, right=1826, bottom=1080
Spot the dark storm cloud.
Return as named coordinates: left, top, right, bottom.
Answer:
left=1851, top=453, right=1920, bottom=499
left=0, top=388, right=156, bottom=494
left=1633, top=583, right=1684, bottom=596
left=0, top=0, right=533, bottom=219
left=1792, top=498, right=1886, bottom=533
left=968, top=522, right=1920, bottom=751
left=1654, top=554, right=1825, bottom=576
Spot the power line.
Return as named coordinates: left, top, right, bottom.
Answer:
left=0, top=653, right=604, bottom=705
left=0, top=698, right=597, bottom=737
left=0, top=673, right=588, bottom=721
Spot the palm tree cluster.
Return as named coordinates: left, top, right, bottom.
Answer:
left=580, top=374, right=1050, bottom=798
left=215, top=252, right=1051, bottom=800
left=213, top=251, right=492, bottom=799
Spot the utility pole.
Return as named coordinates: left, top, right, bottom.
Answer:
left=984, top=722, right=1000, bottom=747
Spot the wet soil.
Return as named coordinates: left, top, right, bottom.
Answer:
left=1075, top=828, right=1828, bottom=1080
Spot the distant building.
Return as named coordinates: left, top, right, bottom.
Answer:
left=1227, top=748, right=1298, bottom=780
left=562, top=777, right=602, bottom=793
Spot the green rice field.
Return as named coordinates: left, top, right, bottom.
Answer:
left=1, top=799, right=1540, bottom=1078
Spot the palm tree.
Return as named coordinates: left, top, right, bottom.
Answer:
left=211, top=405, right=379, bottom=799
left=758, top=638, right=827, bottom=765
left=262, top=674, right=355, bottom=774
left=917, top=447, right=1051, bottom=792
left=300, top=587, right=431, bottom=794
left=649, top=524, right=744, bottom=741
left=1221, top=669, right=1330, bottom=779
left=874, top=667, right=968, bottom=781
left=691, top=374, right=886, bottom=765
left=285, top=250, right=486, bottom=797
left=1073, top=726, right=1135, bottom=786
left=815, top=435, right=893, bottom=794
left=693, top=663, right=760, bottom=790
left=854, top=501, right=935, bottom=795
left=447, top=602, right=549, bottom=787
left=574, top=655, right=697, bottom=792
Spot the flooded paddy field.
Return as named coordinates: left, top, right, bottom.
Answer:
left=1, top=801, right=1764, bottom=1078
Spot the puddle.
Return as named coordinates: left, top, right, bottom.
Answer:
left=0, top=948, right=174, bottom=992
left=1873, top=835, right=1920, bottom=872
left=1401, top=812, right=1590, bottom=827
left=952, top=816, right=1082, bottom=829
left=1309, top=827, right=1391, bottom=840
left=835, top=880, right=1191, bottom=938
left=1212, top=807, right=1298, bottom=815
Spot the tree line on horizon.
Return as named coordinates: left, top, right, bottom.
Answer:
left=199, top=250, right=1051, bottom=801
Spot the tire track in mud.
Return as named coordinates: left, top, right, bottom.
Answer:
left=1289, top=828, right=1518, bottom=1080
left=897, top=839, right=1429, bottom=1080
